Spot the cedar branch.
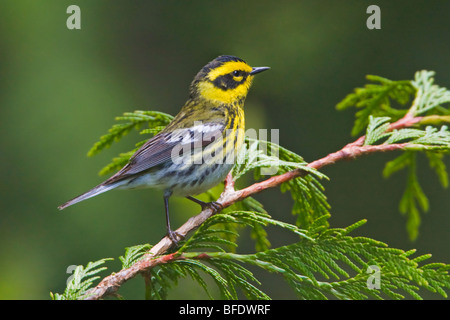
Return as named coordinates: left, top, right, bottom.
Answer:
left=83, top=115, right=423, bottom=300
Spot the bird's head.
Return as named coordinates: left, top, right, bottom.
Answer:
left=190, top=55, right=269, bottom=105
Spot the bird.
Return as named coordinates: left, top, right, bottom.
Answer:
left=58, top=55, right=269, bottom=243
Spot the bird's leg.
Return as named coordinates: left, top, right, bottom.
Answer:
left=163, top=192, right=183, bottom=244
left=186, top=196, right=223, bottom=212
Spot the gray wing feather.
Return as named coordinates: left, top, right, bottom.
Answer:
left=106, top=122, right=225, bottom=182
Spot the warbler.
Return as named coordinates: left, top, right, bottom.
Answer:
left=58, top=55, right=269, bottom=242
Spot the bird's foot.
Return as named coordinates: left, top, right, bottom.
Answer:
left=166, top=229, right=184, bottom=245
left=186, top=196, right=223, bottom=212
left=201, top=201, right=223, bottom=212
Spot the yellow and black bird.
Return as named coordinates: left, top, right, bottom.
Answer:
left=58, top=55, right=269, bottom=242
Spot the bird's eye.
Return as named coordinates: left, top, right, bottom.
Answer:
left=232, top=70, right=241, bottom=76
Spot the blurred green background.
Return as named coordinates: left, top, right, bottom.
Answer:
left=0, top=0, right=449, bottom=300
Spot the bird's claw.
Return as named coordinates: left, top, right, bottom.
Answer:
left=167, top=229, right=184, bottom=245
left=201, top=201, right=223, bottom=212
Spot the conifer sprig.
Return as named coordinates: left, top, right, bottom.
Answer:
left=336, top=75, right=415, bottom=136
left=51, top=258, right=113, bottom=300
left=54, top=215, right=450, bottom=300
left=87, top=110, right=173, bottom=176
left=54, top=70, right=450, bottom=300
left=340, top=71, right=450, bottom=240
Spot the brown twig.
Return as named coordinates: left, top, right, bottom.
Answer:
left=83, top=114, right=422, bottom=300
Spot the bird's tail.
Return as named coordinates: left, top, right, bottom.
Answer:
left=58, top=181, right=125, bottom=210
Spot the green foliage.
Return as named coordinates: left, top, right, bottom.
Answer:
left=426, top=152, right=449, bottom=188
left=410, top=70, right=450, bottom=116
left=342, top=71, right=450, bottom=241
left=232, top=138, right=325, bottom=181
left=336, top=74, right=415, bottom=136
left=232, top=138, right=330, bottom=229
left=383, top=150, right=448, bottom=241
left=54, top=70, right=450, bottom=300
left=385, top=152, right=428, bottom=241
left=364, top=115, right=450, bottom=150
left=119, top=244, right=153, bottom=269
left=87, top=110, right=173, bottom=176
left=51, top=258, right=113, bottom=300
left=53, top=214, right=450, bottom=300
left=363, top=116, right=392, bottom=145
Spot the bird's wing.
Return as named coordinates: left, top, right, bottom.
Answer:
left=106, top=121, right=226, bottom=182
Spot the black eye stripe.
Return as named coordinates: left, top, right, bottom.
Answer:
left=212, top=73, right=248, bottom=90
left=232, top=70, right=248, bottom=77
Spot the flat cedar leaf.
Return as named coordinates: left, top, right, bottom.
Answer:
left=336, top=74, right=414, bottom=136
left=98, top=149, right=137, bottom=176
left=397, top=155, right=429, bottom=241
left=426, top=152, right=449, bottom=187
left=408, top=125, right=450, bottom=150
left=383, top=152, right=414, bottom=178
left=119, top=244, right=152, bottom=269
left=364, top=116, right=392, bottom=145
left=87, top=122, right=138, bottom=157
left=412, top=178, right=430, bottom=212
left=56, top=71, right=450, bottom=300
left=53, top=258, right=113, bottom=300
left=87, top=110, right=173, bottom=166
left=384, top=128, right=425, bottom=145
left=411, top=70, right=450, bottom=115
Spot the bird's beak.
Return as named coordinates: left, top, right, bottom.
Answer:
left=250, top=66, right=270, bottom=75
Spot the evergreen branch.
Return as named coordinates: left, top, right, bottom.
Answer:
left=76, top=217, right=450, bottom=300
left=82, top=112, right=426, bottom=300
left=95, top=111, right=172, bottom=152
left=410, top=70, right=450, bottom=116
left=119, top=244, right=153, bottom=269
left=86, top=111, right=173, bottom=174
left=233, top=137, right=330, bottom=229
left=56, top=70, right=450, bottom=300
left=51, top=258, right=113, bottom=300
left=336, top=74, right=415, bottom=136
